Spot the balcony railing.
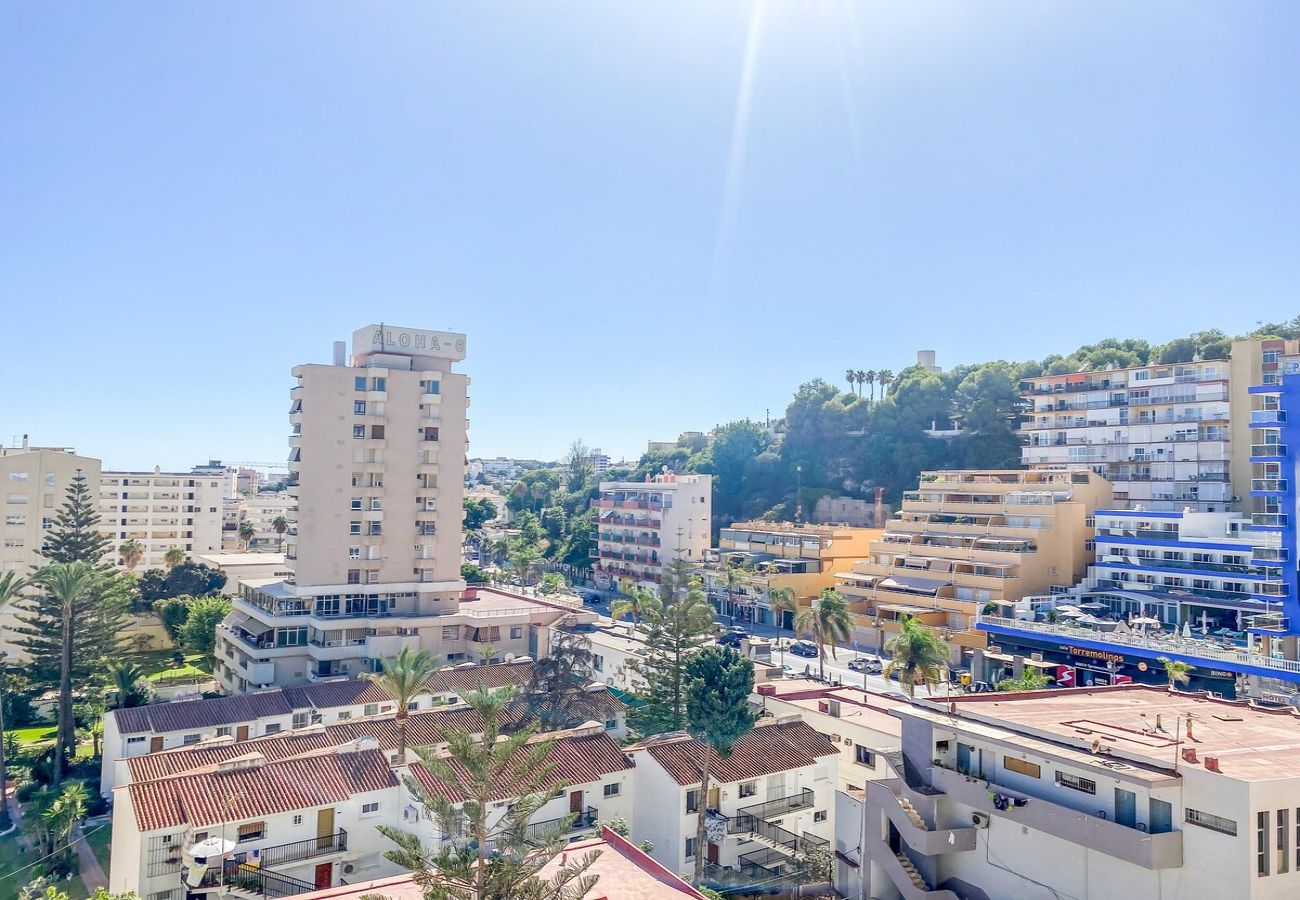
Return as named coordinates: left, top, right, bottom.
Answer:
left=258, top=830, right=348, bottom=869
left=737, top=788, right=815, bottom=822
left=523, top=806, right=597, bottom=845
left=1252, top=513, right=1289, bottom=528
left=1250, top=444, right=1287, bottom=457
left=738, top=846, right=798, bottom=879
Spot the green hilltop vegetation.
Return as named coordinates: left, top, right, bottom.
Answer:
left=498, top=318, right=1300, bottom=559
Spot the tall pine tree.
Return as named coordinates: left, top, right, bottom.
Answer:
left=16, top=470, right=128, bottom=777
left=627, top=558, right=716, bottom=735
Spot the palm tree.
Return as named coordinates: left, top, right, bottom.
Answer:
left=845, top=369, right=857, bottom=395
left=884, top=616, right=950, bottom=697
left=853, top=369, right=867, bottom=397
left=1158, top=656, right=1194, bottom=691
left=766, top=586, right=797, bottom=666
left=363, top=648, right=444, bottom=760
left=877, top=369, right=894, bottom=400
left=864, top=370, right=877, bottom=403
left=270, top=515, right=289, bottom=551
left=163, top=546, right=185, bottom=570
left=238, top=520, right=256, bottom=550
left=794, top=588, right=854, bottom=681
left=508, top=546, right=541, bottom=591
left=0, top=571, right=27, bottom=830
left=32, top=561, right=99, bottom=784
left=117, top=539, right=145, bottom=572
left=722, top=561, right=745, bottom=623
left=108, top=660, right=148, bottom=709
left=611, top=586, right=654, bottom=634
left=39, top=780, right=88, bottom=869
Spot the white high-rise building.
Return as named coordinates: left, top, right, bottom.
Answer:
left=592, top=473, right=712, bottom=592
left=213, top=324, right=473, bottom=691
left=98, top=464, right=234, bottom=569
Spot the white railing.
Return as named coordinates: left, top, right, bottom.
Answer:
left=978, top=615, right=1300, bottom=674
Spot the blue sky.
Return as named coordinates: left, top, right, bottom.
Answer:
left=3, top=2, right=1297, bottom=469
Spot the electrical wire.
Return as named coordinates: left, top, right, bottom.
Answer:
left=0, top=822, right=110, bottom=883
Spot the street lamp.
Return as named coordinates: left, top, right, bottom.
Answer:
left=795, top=464, right=802, bottom=526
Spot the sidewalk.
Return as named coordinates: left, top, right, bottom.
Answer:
left=73, top=822, right=108, bottom=890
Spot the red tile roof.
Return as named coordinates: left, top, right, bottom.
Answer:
left=632, top=719, right=836, bottom=787
left=409, top=726, right=633, bottom=804
left=126, top=689, right=625, bottom=783
left=127, top=748, right=397, bottom=831
left=429, top=660, right=534, bottom=694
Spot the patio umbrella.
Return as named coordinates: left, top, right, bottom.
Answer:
left=1058, top=608, right=1086, bottom=619
left=1131, top=616, right=1162, bottom=627
left=188, top=837, right=236, bottom=859
left=1181, top=621, right=1192, bottom=638
left=1055, top=605, right=1082, bottom=615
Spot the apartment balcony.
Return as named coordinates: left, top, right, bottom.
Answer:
left=1252, top=513, right=1288, bottom=530
left=1251, top=478, right=1290, bottom=495
left=866, top=779, right=977, bottom=856
left=523, top=806, right=597, bottom=846
left=1251, top=409, right=1287, bottom=426
left=928, top=765, right=1182, bottom=869
left=736, top=788, right=815, bottom=823
left=1249, top=443, right=1287, bottom=462
left=257, top=829, right=348, bottom=869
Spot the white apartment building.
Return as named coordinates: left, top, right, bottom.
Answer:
left=592, top=472, right=712, bottom=593
left=1021, top=359, right=1233, bottom=510
left=98, top=464, right=235, bottom=570
left=213, top=324, right=479, bottom=690
left=111, top=746, right=403, bottom=900
left=628, top=717, right=838, bottom=884
left=236, top=491, right=297, bottom=550
left=0, top=440, right=102, bottom=658
left=853, top=685, right=1300, bottom=900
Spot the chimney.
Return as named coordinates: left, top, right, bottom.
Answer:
left=1181, top=748, right=1198, bottom=764
left=1204, top=756, right=1221, bottom=773
left=21, top=434, right=28, bottom=450
left=828, top=699, right=842, bottom=718
left=333, top=341, right=347, bottom=366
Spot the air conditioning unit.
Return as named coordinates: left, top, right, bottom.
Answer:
left=971, top=812, right=991, bottom=828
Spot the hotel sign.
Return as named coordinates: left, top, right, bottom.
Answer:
left=354, top=324, right=466, bottom=360
left=1064, top=645, right=1126, bottom=664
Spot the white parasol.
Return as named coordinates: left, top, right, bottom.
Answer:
left=188, top=837, right=236, bottom=859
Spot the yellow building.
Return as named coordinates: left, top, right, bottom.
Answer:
left=834, top=469, right=1112, bottom=661
left=698, top=521, right=880, bottom=628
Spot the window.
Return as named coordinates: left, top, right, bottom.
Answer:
left=348, top=570, right=361, bottom=584
left=353, top=425, right=366, bottom=439
left=370, top=498, right=383, bottom=510
left=370, top=425, right=385, bottom=439
left=361, top=802, right=380, bottom=816
left=1279, top=809, right=1290, bottom=874
left=354, top=401, right=366, bottom=415
left=1054, top=772, right=1096, bottom=794
left=371, top=377, right=386, bottom=391
left=216, top=727, right=231, bottom=738
left=591, top=654, right=604, bottom=672
left=1003, top=756, right=1041, bottom=779
left=292, top=712, right=309, bottom=729
left=237, top=821, right=266, bottom=842
left=368, top=522, right=382, bottom=535
left=606, top=718, right=618, bottom=729
left=603, top=783, right=621, bottom=798
left=182, top=734, right=200, bottom=746
left=686, top=790, right=699, bottom=814
left=264, top=723, right=282, bottom=735
left=349, top=547, right=361, bottom=560
left=1260, top=811, right=1271, bottom=876
left=855, top=746, right=876, bottom=767
left=6, top=473, right=27, bottom=482
left=292, top=815, right=303, bottom=826
left=126, top=736, right=145, bottom=745
left=423, top=427, right=439, bottom=442
left=349, top=521, right=362, bottom=535
left=814, top=810, right=828, bottom=823
left=739, top=781, right=757, bottom=798
left=337, top=712, right=352, bottom=721
left=1186, top=808, right=1238, bottom=836
left=351, top=497, right=363, bottom=510
left=5, top=515, right=25, bottom=526
left=684, top=837, right=697, bottom=860
left=510, top=625, right=523, bottom=639
left=355, top=376, right=367, bottom=391
left=6, top=494, right=27, bottom=504
left=364, top=703, right=379, bottom=716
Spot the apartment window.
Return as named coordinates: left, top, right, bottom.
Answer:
left=5, top=494, right=25, bottom=505
left=40, top=517, right=52, bottom=530
left=370, top=425, right=385, bottom=439
left=686, top=790, right=699, bottom=814
left=264, top=723, right=283, bottom=735
left=1259, top=811, right=1271, bottom=876
left=603, top=783, right=621, bottom=798
left=3, top=540, right=22, bottom=549
left=354, top=401, right=366, bottom=415
left=442, top=625, right=461, bottom=640
left=6, top=473, right=27, bottom=482
left=422, top=380, right=440, bottom=394
left=292, top=712, right=309, bottom=729
left=5, top=516, right=25, bottom=527
left=1003, top=756, right=1041, bottom=779
left=684, top=837, right=697, bottom=860
left=182, top=734, right=200, bottom=746
left=353, top=424, right=366, bottom=439
left=349, top=521, right=362, bottom=535
left=510, top=625, right=523, bottom=639
left=1279, top=808, right=1290, bottom=874
left=293, top=815, right=303, bottom=826
left=337, top=712, right=351, bottom=721
left=351, top=497, right=363, bottom=510
left=1186, top=808, right=1238, bottom=836
left=591, top=654, right=604, bottom=672
left=738, top=781, right=758, bottom=798
left=355, top=376, right=367, bottom=391
left=44, top=474, right=54, bottom=487
left=855, top=746, right=876, bottom=767
left=814, top=810, right=828, bottom=823
left=368, top=522, right=382, bottom=535
left=1054, top=772, right=1096, bottom=794
left=423, top=427, right=439, bottom=442
left=237, top=822, right=266, bottom=843
left=348, top=570, right=361, bottom=584
left=349, top=547, right=361, bottom=560
left=126, top=736, right=145, bottom=746
left=364, top=703, right=379, bottom=716
left=361, top=802, right=380, bottom=816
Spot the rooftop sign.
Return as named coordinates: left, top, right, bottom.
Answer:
left=353, top=324, right=466, bottom=361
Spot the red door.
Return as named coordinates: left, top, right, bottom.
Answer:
left=314, top=863, right=332, bottom=890
left=706, top=842, right=719, bottom=864
left=569, top=790, right=583, bottom=814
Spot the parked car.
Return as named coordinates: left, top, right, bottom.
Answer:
left=790, top=640, right=819, bottom=658
left=717, top=626, right=748, bottom=647
left=848, top=656, right=883, bottom=674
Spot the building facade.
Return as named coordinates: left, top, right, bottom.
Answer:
left=699, top=521, right=879, bottom=627
left=592, top=473, right=712, bottom=592
left=213, top=324, right=476, bottom=690
left=98, top=464, right=234, bottom=569
left=834, top=469, right=1112, bottom=663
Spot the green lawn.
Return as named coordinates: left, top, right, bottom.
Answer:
left=9, top=725, right=56, bottom=747
left=125, top=648, right=213, bottom=683
left=86, top=824, right=111, bottom=878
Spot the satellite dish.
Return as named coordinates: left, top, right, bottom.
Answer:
left=1090, top=739, right=1102, bottom=754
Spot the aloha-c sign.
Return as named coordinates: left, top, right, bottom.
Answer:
left=353, top=324, right=467, bottom=360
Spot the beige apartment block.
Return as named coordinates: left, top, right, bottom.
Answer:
left=212, top=324, right=473, bottom=691
left=834, top=469, right=1112, bottom=661
left=236, top=490, right=297, bottom=550
left=698, top=520, right=880, bottom=628
left=592, top=473, right=712, bottom=592
left=0, top=439, right=102, bottom=658
left=98, top=463, right=234, bottom=570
